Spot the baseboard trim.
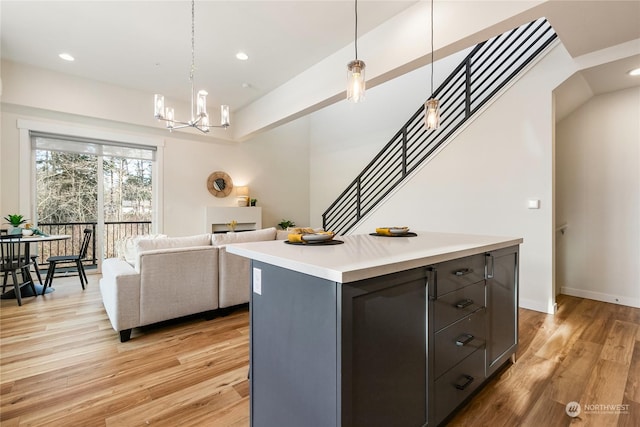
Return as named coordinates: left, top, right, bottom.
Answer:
left=519, top=297, right=555, bottom=314
left=560, top=286, right=640, bottom=309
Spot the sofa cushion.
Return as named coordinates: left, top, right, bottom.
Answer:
left=136, top=234, right=211, bottom=252
left=212, top=227, right=276, bottom=246
left=134, top=234, right=211, bottom=270
left=117, top=234, right=167, bottom=264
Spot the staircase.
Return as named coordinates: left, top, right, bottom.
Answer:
left=322, top=18, right=557, bottom=235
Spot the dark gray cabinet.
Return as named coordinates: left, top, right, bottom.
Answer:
left=342, top=267, right=427, bottom=426
left=428, top=254, right=487, bottom=425
left=485, top=245, right=519, bottom=377
left=249, top=246, right=519, bottom=427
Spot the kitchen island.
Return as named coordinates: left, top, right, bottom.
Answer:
left=227, top=231, right=522, bottom=426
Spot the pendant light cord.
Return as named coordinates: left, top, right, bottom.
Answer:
left=430, top=0, right=434, bottom=94
left=354, top=0, right=359, bottom=60
left=190, top=0, right=196, bottom=83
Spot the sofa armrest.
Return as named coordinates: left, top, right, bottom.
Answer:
left=218, top=245, right=251, bottom=308
left=99, top=258, right=141, bottom=333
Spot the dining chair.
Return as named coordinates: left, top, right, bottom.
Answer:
left=42, top=228, right=93, bottom=294
left=0, top=235, right=37, bottom=306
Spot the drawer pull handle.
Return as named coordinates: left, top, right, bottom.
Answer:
left=455, top=299, right=474, bottom=309
left=455, top=334, right=474, bottom=346
left=454, top=268, right=471, bottom=276
left=455, top=374, right=475, bottom=390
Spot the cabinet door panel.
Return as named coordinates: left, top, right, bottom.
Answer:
left=251, top=262, right=338, bottom=427
left=486, top=246, right=519, bottom=376
left=342, top=268, right=427, bottom=427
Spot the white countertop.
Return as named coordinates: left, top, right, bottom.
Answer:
left=226, top=231, right=523, bottom=283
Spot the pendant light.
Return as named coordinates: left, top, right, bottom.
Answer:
left=347, top=0, right=365, bottom=102
left=425, top=0, right=440, bottom=129
left=154, top=0, right=229, bottom=133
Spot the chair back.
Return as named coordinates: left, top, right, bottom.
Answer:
left=79, top=228, right=93, bottom=260
left=0, top=235, right=29, bottom=273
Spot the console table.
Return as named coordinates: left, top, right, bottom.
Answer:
left=205, top=206, right=261, bottom=233
left=227, top=231, right=522, bottom=426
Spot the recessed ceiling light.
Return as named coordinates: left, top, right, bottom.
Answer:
left=628, top=67, right=640, bottom=76
left=236, top=52, right=249, bottom=61
left=59, top=53, right=75, bottom=62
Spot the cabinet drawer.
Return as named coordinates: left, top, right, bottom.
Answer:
left=434, top=349, right=485, bottom=425
left=433, top=280, right=485, bottom=332
left=434, top=309, right=486, bottom=379
left=432, top=254, right=485, bottom=297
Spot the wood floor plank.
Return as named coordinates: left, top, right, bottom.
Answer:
left=624, top=344, right=640, bottom=403
left=618, top=399, right=639, bottom=427
left=105, top=367, right=247, bottom=426
left=2, top=277, right=639, bottom=426
left=600, top=320, right=638, bottom=365
left=580, top=359, right=629, bottom=426
left=548, top=340, right=602, bottom=405
left=520, top=396, right=571, bottom=427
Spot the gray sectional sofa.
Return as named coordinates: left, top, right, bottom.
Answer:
left=100, top=227, right=284, bottom=342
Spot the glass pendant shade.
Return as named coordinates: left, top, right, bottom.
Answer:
left=154, top=94, right=165, bottom=119
left=165, top=107, right=175, bottom=129
left=201, top=113, right=210, bottom=132
left=424, top=99, right=440, bottom=130
left=347, top=59, right=366, bottom=103
left=196, top=90, right=208, bottom=116
left=221, top=105, right=230, bottom=127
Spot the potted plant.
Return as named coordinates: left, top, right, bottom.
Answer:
left=250, top=198, right=257, bottom=207
left=3, top=214, right=27, bottom=235
left=277, top=219, right=296, bottom=230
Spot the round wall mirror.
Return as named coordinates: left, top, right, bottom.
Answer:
left=207, top=171, right=233, bottom=197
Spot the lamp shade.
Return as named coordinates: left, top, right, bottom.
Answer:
left=424, top=99, right=440, bottom=130
left=347, top=59, right=366, bottom=102
left=236, top=186, right=249, bottom=197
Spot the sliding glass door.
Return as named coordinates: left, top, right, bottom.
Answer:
left=33, top=133, right=155, bottom=274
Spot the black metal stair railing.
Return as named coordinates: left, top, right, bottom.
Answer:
left=322, top=18, right=557, bottom=235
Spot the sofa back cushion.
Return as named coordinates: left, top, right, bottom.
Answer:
left=117, top=234, right=167, bottom=264
left=136, top=234, right=211, bottom=252
left=211, top=227, right=276, bottom=246
left=134, top=234, right=211, bottom=270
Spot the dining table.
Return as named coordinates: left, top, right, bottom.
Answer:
left=1, top=234, right=71, bottom=299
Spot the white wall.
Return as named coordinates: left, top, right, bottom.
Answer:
left=1, top=63, right=310, bottom=236
left=556, top=87, right=640, bottom=308
left=309, top=44, right=578, bottom=313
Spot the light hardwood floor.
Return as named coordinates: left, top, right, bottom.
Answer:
left=1, top=274, right=638, bottom=426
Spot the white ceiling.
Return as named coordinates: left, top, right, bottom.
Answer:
left=0, top=1, right=417, bottom=111
left=1, top=0, right=639, bottom=123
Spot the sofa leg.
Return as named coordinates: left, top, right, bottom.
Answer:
left=218, top=307, right=235, bottom=317
left=119, top=329, right=132, bottom=342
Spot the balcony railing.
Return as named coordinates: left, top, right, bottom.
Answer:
left=36, top=221, right=151, bottom=270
